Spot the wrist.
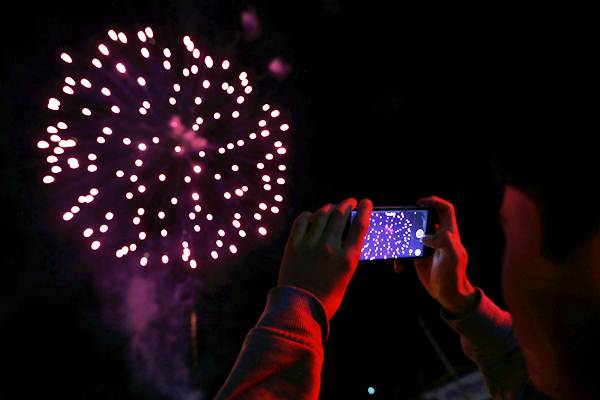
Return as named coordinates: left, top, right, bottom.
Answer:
left=440, top=285, right=478, bottom=317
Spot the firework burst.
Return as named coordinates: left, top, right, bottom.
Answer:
left=38, top=26, right=292, bottom=269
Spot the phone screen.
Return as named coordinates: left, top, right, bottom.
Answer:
left=350, top=208, right=429, bottom=260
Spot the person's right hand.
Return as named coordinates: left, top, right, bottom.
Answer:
left=407, top=196, right=477, bottom=316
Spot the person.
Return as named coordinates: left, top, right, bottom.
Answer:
left=216, top=159, right=600, bottom=399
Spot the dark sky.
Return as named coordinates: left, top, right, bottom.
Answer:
left=1, top=1, right=550, bottom=398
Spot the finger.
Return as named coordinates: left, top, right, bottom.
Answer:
left=417, top=196, right=458, bottom=233
left=343, top=198, right=373, bottom=252
left=422, top=230, right=454, bottom=250
left=306, top=203, right=334, bottom=245
left=289, top=211, right=313, bottom=248
left=323, top=198, right=357, bottom=245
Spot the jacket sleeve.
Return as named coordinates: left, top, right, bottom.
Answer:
left=441, top=288, right=532, bottom=399
left=215, top=286, right=329, bottom=400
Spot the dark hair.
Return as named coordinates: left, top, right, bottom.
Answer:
left=491, top=142, right=599, bottom=261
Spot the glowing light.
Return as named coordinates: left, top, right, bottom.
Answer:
left=211, top=251, right=218, bottom=259
left=60, top=52, right=72, bottom=63
left=108, top=30, right=118, bottom=41
left=37, top=140, right=50, bottom=149
left=98, top=44, right=109, bottom=55
left=229, top=245, right=237, bottom=254
left=239, top=230, right=247, bottom=237
left=162, top=255, right=169, bottom=264
left=92, top=58, right=102, bottom=68
left=222, top=60, right=230, bottom=69
left=173, top=83, right=180, bottom=92
left=224, top=192, right=232, bottom=199
left=43, top=175, right=55, bottom=184
left=204, top=56, right=213, bottom=68
left=213, top=112, right=220, bottom=119
left=137, top=77, right=146, bottom=86
left=232, top=111, right=240, bottom=118
left=145, top=27, right=154, bottom=38
left=101, top=87, right=111, bottom=96
left=80, top=78, right=92, bottom=88
left=137, top=31, right=147, bottom=42
left=169, top=97, right=176, bottom=105
left=116, top=63, right=126, bottom=73
left=47, top=155, right=58, bottom=163
left=140, top=257, right=148, bottom=266
left=193, top=48, right=200, bottom=58
left=91, top=241, right=101, bottom=250
left=48, top=98, right=60, bottom=111
left=82, top=108, right=91, bottom=116
left=280, top=123, right=290, bottom=131
left=111, top=105, right=120, bottom=114
left=203, top=80, right=210, bottom=88
left=117, top=32, right=127, bottom=43
left=258, top=227, right=267, bottom=236
left=194, top=97, right=202, bottom=105
left=237, top=96, right=244, bottom=104
left=163, top=48, right=171, bottom=58
left=271, top=110, right=280, bottom=118
left=191, top=65, right=198, bottom=74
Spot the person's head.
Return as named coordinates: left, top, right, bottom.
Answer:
left=494, top=144, right=600, bottom=398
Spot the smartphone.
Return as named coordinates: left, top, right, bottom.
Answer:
left=350, top=206, right=436, bottom=260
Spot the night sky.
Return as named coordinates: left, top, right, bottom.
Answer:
left=2, top=1, right=553, bottom=398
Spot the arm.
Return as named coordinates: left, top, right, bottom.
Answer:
left=441, top=288, right=531, bottom=399
left=407, top=196, right=531, bottom=399
left=215, top=286, right=327, bottom=400
left=215, top=198, right=373, bottom=399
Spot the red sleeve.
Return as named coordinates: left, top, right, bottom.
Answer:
left=215, top=286, right=328, bottom=400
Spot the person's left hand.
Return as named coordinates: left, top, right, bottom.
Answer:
left=278, top=198, right=373, bottom=320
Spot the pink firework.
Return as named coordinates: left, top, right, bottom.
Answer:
left=38, top=26, right=292, bottom=268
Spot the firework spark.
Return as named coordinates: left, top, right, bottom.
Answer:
left=39, top=26, right=292, bottom=268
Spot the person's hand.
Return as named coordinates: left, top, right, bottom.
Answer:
left=401, top=196, right=477, bottom=316
left=278, top=198, right=373, bottom=320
